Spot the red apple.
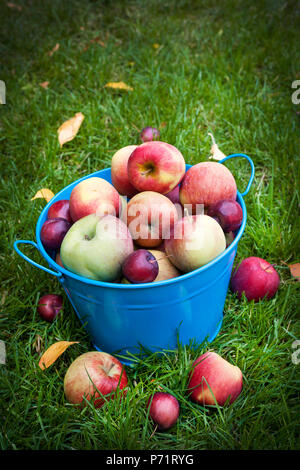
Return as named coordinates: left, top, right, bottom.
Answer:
left=40, top=217, right=71, bottom=250
left=64, top=351, right=128, bottom=408
left=180, top=162, right=237, bottom=211
left=127, top=141, right=186, bottom=194
left=111, top=145, right=138, bottom=197
left=122, top=249, right=159, bottom=283
left=164, top=214, right=226, bottom=272
left=165, top=184, right=180, bottom=205
left=187, top=352, right=243, bottom=406
left=140, top=126, right=160, bottom=142
left=147, top=392, right=180, bottom=430
left=230, top=256, right=280, bottom=302
left=37, top=294, right=63, bottom=322
left=127, top=191, right=178, bottom=247
left=47, top=199, right=72, bottom=223
left=69, top=177, right=121, bottom=222
left=207, top=199, right=243, bottom=233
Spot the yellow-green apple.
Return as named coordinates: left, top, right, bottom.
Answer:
left=180, top=162, right=237, bottom=211
left=230, top=256, right=280, bottom=302
left=187, top=352, right=243, bottom=406
left=164, top=214, right=226, bottom=272
left=69, top=177, right=121, bottom=222
left=111, top=145, right=138, bottom=197
left=60, top=214, right=134, bottom=281
left=127, top=191, right=178, bottom=248
left=64, top=351, right=128, bottom=408
left=127, top=141, right=186, bottom=194
left=148, top=250, right=180, bottom=282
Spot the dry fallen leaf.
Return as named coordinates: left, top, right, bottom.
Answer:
left=39, top=81, right=49, bottom=89
left=48, top=43, right=60, bottom=57
left=57, top=112, right=85, bottom=147
left=208, top=132, right=227, bottom=161
left=104, top=81, right=133, bottom=91
left=33, top=335, right=43, bottom=355
left=0, top=340, right=6, bottom=365
left=39, top=341, right=79, bottom=370
left=31, top=188, right=55, bottom=203
left=288, top=263, right=300, bottom=281
left=6, top=2, right=22, bottom=11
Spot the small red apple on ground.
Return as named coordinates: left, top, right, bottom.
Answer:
left=140, top=126, right=160, bottom=142
left=64, top=351, right=128, bottom=408
left=147, top=392, right=180, bottom=430
left=37, top=294, right=63, bottom=322
left=180, top=162, right=237, bottom=211
left=111, top=145, right=138, bottom=197
left=187, top=352, right=243, bottom=406
left=47, top=199, right=72, bottom=223
left=40, top=217, right=71, bottom=250
left=230, top=256, right=280, bottom=302
left=128, top=141, right=185, bottom=194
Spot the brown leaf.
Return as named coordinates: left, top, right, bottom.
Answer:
left=208, top=132, right=227, bottom=161
left=31, top=188, right=55, bottom=203
left=48, top=43, right=60, bottom=57
left=57, top=112, right=85, bottom=147
left=33, top=335, right=43, bottom=354
left=39, top=81, right=49, bottom=89
left=39, top=341, right=79, bottom=370
left=104, top=81, right=133, bottom=91
left=6, top=2, right=22, bottom=11
left=288, top=263, right=300, bottom=281
left=90, top=35, right=106, bottom=47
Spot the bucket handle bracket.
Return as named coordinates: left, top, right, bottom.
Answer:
left=13, top=240, right=63, bottom=279
left=219, top=153, right=255, bottom=197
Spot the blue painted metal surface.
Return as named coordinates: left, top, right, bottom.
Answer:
left=14, top=154, right=254, bottom=364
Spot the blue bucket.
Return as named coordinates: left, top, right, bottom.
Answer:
left=14, top=154, right=254, bottom=364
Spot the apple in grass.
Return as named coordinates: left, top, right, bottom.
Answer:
left=111, top=145, right=138, bottom=197
left=127, top=141, right=186, bottom=194
left=164, top=214, right=226, bottom=272
left=127, top=191, right=178, bottom=248
left=37, top=294, right=63, bottom=322
left=69, top=177, right=121, bottom=222
left=187, top=352, right=243, bottom=406
left=147, top=392, right=180, bottom=430
left=230, top=257, right=280, bottom=302
left=64, top=351, right=128, bottom=408
left=180, top=162, right=237, bottom=212
left=60, top=214, right=134, bottom=281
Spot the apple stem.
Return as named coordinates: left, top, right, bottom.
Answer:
left=149, top=254, right=174, bottom=263
left=140, top=169, right=152, bottom=176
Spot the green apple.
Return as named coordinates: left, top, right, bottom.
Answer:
left=60, top=214, right=134, bottom=281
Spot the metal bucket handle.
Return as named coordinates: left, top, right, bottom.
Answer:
left=219, top=153, right=255, bottom=197
left=13, top=240, right=62, bottom=278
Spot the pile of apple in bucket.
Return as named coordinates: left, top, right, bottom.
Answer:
left=37, top=127, right=280, bottom=429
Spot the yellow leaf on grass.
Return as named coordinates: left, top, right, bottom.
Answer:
left=39, top=81, right=49, bottom=89
left=48, top=43, right=60, bottom=57
left=289, top=263, right=300, bottom=281
left=208, top=132, right=227, bottom=161
left=39, top=341, right=79, bottom=370
left=57, top=112, right=85, bottom=147
left=153, top=43, right=160, bottom=49
left=104, top=81, right=133, bottom=91
left=31, top=188, right=55, bottom=203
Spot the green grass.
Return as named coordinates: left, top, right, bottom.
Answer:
left=0, top=0, right=300, bottom=450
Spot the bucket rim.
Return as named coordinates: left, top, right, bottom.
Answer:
left=35, top=167, right=247, bottom=289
